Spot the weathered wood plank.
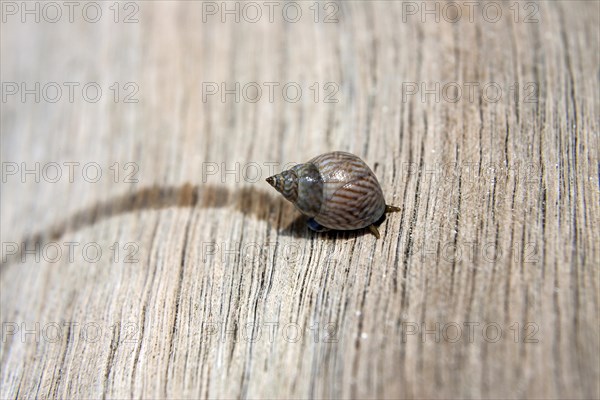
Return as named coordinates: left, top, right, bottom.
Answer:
left=1, top=1, right=598, bottom=398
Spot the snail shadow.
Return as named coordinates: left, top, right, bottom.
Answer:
left=1, top=183, right=301, bottom=269
left=2, top=182, right=392, bottom=269
left=43, top=183, right=283, bottom=239
left=279, top=213, right=389, bottom=240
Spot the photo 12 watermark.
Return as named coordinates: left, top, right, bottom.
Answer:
left=200, top=321, right=339, bottom=343
left=405, top=239, right=539, bottom=264
left=2, top=321, right=141, bottom=344
left=200, top=241, right=302, bottom=265
left=201, top=1, right=340, bottom=24
left=401, top=321, right=540, bottom=344
left=1, top=1, right=140, bottom=24
left=200, top=161, right=300, bottom=184
left=1, top=241, right=141, bottom=265
left=400, top=2, right=540, bottom=24
left=401, top=161, right=542, bottom=185
left=1, top=161, right=140, bottom=184
left=401, top=81, right=539, bottom=104
left=1, top=82, right=139, bottom=104
left=201, top=82, right=339, bottom=104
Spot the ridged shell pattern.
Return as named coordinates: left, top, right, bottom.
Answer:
left=309, top=152, right=385, bottom=230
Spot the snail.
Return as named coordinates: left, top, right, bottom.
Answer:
left=266, top=151, right=400, bottom=239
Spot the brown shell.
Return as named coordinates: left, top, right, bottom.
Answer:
left=267, top=151, right=386, bottom=231
left=309, top=152, right=386, bottom=230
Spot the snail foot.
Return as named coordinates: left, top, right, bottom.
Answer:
left=307, top=218, right=329, bottom=232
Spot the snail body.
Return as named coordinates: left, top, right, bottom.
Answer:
left=266, top=151, right=399, bottom=238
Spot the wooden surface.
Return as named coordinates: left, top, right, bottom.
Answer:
left=1, top=1, right=599, bottom=398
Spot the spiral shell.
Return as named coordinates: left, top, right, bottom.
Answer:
left=266, top=151, right=396, bottom=236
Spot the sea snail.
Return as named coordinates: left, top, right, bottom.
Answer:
left=266, top=151, right=400, bottom=239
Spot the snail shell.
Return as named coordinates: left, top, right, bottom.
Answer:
left=266, top=151, right=394, bottom=235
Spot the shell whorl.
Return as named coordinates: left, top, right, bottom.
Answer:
left=266, top=163, right=324, bottom=216
left=266, top=169, right=298, bottom=202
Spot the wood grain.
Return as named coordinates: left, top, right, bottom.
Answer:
left=1, top=1, right=598, bottom=398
